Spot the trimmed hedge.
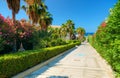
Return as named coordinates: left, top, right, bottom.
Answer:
left=0, top=41, right=80, bottom=78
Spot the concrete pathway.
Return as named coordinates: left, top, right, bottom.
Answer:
left=24, top=42, right=114, bottom=78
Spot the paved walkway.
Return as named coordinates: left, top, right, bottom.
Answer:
left=25, top=42, right=114, bottom=78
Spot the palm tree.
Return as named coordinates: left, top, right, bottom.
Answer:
left=76, top=27, right=85, bottom=41
left=23, top=0, right=47, bottom=24
left=47, top=26, right=54, bottom=32
left=23, top=0, right=52, bottom=31
left=6, top=0, right=20, bottom=23
left=65, top=20, right=75, bottom=39
left=22, top=3, right=39, bottom=24
left=60, top=24, right=67, bottom=39
left=6, top=0, right=20, bottom=52
left=39, top=11, right=53, bottom=31
left=76, top=27, right=82, bottom=40
left=25, top=0, right=41, bottom=5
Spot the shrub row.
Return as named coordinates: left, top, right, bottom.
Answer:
left=88, top=35, right=120, bottom=77
left=0, top=41, right=80, bottom=78
left=88, top=1, right=120, bottom=77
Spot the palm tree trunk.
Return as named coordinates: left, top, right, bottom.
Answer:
left=12, top=11, right=17, bottom=52
left=12, top=11, right=15, bottom=23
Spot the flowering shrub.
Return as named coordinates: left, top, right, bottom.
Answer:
left=0, top=15, right=15, bottom=53
left=18, top=19, right=34, bottom=50
left=0, top=14, right=5, bottom=24
left=0, top=14, right=34, bottom=54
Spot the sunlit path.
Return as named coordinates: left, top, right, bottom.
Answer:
left=24, top=42, right=114, bottom=78
left=0, top=0, right=119, bottom=77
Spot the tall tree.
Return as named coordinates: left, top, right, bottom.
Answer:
left=23, top=0, right=52, bottom=31
left=65, top=20, right=75, bottom=39
left=76, top=27, right=85, bottom=41
left=39, top=11, right=53, bottom=31
left=23, top=0, right=47, bottom=24
left=6, top=0, right=20, bottom=52
left=60, top=24, right=67, bottom=38
left=6, top=0, right=20, bottom=23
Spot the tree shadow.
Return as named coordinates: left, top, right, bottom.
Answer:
left=45, top=47, right=77, bottom=68
left=25, top=47, right=77, bottom=78
left=48, top=75, right=69, bottom=78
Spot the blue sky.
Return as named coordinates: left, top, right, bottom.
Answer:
left=0, top=0, right=118, bottom=32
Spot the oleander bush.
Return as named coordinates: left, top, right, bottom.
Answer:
left=0, top=41, right=80, bottom=78
left=0, top=14, right=34, bottom=54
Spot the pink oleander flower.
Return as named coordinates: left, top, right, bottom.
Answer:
left=0, top=14, right=5, bottom=21
left=0, top=14, right=5, bottom=24
left=4, top=17, right=14, bottom=26
left=0, top=32, right=2, bottom=35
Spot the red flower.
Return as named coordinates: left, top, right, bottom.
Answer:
left=101, top=22, right=106, bottom=27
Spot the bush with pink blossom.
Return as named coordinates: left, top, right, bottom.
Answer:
left=0, top=14, right=34, bottom=54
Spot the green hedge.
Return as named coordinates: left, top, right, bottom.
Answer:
left=0, top=41, right=80, bottom=78
left=88, top=35, right=120, bottom=77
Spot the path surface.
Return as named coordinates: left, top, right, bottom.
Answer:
left=25, top=42, right=114, bottom=78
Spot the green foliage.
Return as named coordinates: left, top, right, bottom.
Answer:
left=76, top=27, right=86, bottom=41
left=50, top=38, right=67, bottom=47
left=61, top=19, right=76, bottom=40
left=0, top=41, right=80, bottom=78
left=88, top=0, right=120, bottom=77
left=87, top=35, right=92, bottom=44
left=0, top=37, right=4, bottom=51
left=33, top=29, right=69, bottom=49
left=35, top=39, right=47, bottom=49
left=0, top=36, right=13, bottom=54
left=34, top=38, right=68, bottom=49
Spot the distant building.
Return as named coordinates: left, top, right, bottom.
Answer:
left=50, top=25, right=61, bottom=29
